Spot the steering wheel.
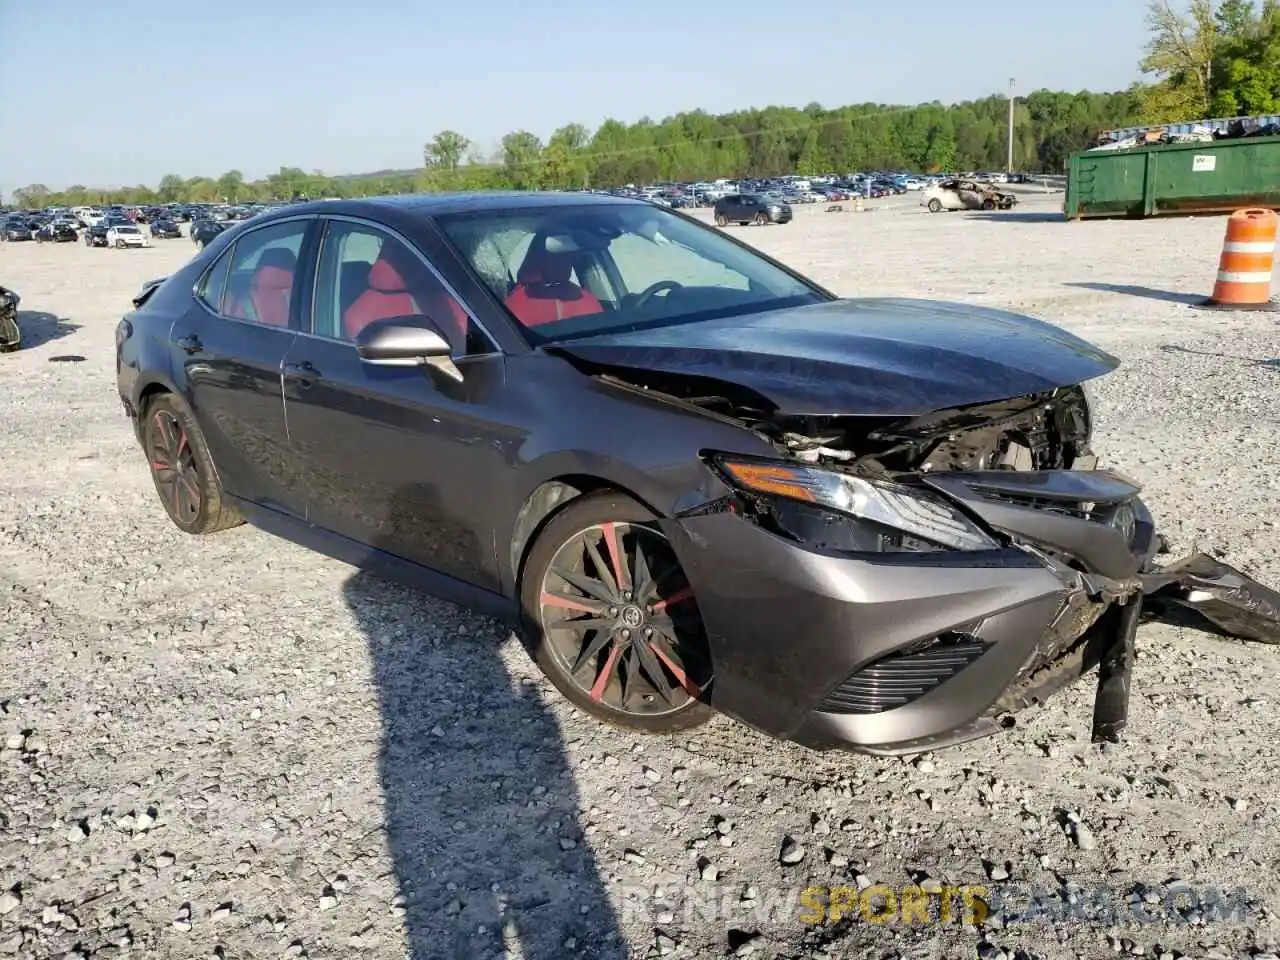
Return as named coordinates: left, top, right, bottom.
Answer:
left=633, top=280, right=684, bottom=308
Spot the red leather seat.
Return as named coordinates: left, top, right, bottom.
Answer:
left=504, top=239, right=603, bottom=327
left=343, top=250, right=469, bottom=346
left=227, top=247, right=295, bottom=326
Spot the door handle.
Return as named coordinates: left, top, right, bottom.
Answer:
left=176, top=334, right=203, bottom=354
left=283, top=360, right=320, bottom=386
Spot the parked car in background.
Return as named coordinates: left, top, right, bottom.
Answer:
left=115, top=191, right=1152, bottom=756
left=85, top=216, right=134, bottom=247
left=922, top=179, right=1019, bottom=213
left=36, top=219, right=80, bottom=242
left=2, top=216, right=37, bottom=241
left=713, top=193, right=792, bottom=226
left=149, top=218, right=182, bottom=239
left=107, top=223, right=151, bottom=248
left=190, top=218, right=231, bottom=248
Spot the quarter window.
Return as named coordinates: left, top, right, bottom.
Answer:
left=312, top=221, right=492, bottom=355
left=196, top=250, right=231, bottom=312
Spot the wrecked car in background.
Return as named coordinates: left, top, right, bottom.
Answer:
left=115, top=193, right=1266, bottom=757
left=1, top=285, right=20, bottom=352
left=924, top=178, right=1020, bottom=213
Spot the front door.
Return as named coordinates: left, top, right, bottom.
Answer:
left=281, top=218, right=509, bottom=591
left=174, top=217, right=315, bottom=517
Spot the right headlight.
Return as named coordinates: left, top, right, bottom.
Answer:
left=712, top=457, right=999, bottom=552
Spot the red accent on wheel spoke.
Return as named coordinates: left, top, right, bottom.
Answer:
left=651, top=586, right=694, bottom=613
left=541, top=592, right=598, bottom=614
left=649, top=641, right=702, bottom=697
left=589, top=644, right=622, bottom=701
left=151, top=461, right=170, bottom=471
left=177, top=431, right=188, bottom=455
left=601, top=522, right=629, bottom=592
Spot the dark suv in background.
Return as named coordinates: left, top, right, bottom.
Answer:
left=713, top=193, right=792, bottom=226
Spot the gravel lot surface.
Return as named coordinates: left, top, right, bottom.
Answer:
left=3, top=199, right=1280, bottom=960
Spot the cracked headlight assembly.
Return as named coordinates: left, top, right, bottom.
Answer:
left=714, top=457, right=999, bottom=552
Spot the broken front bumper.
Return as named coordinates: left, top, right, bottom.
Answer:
left=665, top=469, right=1158, bottom=755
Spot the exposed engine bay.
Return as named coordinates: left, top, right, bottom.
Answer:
left=596, top=366, right=1094, bottom=478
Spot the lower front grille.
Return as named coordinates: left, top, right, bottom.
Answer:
left=816, top=635, right=991, bottom=714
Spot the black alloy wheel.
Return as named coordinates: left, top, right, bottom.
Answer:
left=142, top=394, right=242, bottom=534
left=522, top=493, right=713, bottom=732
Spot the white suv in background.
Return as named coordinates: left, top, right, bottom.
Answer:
left=106, top=224, right=150, bottom=248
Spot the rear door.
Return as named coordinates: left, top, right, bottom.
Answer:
left=280, top=217, right=510, bottom=590
left=172, top=217, right=317, bottom=517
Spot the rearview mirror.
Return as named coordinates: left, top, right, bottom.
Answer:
left=354, top=316, right=451, bottom=365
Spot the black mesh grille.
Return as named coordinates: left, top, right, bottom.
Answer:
left=816, top=636, right=991, bottom=715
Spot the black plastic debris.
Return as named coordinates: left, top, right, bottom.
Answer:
left=1142, top=552, right=1280, bottom=644
left=48, top=355, right=85, bottom=363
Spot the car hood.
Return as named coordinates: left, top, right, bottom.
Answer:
left=552, top=298, right=1119, bottom=416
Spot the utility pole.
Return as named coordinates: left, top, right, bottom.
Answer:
left=1007, top=77, right=1016, bottom=175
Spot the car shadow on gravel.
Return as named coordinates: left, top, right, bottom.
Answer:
left=14, top=311, right=81, bottom=349
left=1065, top=282, right=1205, bottom=305
left=343, top=488, right=625, bottom=960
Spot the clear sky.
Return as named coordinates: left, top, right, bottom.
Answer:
left=0, top=0, right=1147, bottom=195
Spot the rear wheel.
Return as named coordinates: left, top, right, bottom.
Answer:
left=520, top=492, right=714, bottom=733
left=141, top=394, right=243, bottom=535
left=714, top=213, right=728, bottom=227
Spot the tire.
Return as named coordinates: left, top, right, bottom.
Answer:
left=753, top=212, right=768, bottom=225
left=519, top=491, right=714, bottom=734
left=927, top=199, right=942, bottom=213
left=141, top=393, right=243, bottom=535
left=714, top=213, right=728, bottom=227
left=982, top=199, right=996, bottom=211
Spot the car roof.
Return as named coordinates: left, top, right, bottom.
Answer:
left=274, top=191, right=645, bottom=220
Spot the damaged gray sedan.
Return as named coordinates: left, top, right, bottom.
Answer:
left=118, top=192, right=1168, bottom=756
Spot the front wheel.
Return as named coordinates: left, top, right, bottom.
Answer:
left=927, top=199, right=942, bottom=213
left=141, top=394, right=243, bottom=535
left=520, top=492, right=714, bottom=733
left=753, top=212, right=768, bottom=225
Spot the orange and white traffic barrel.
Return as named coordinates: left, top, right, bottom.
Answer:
left=1207, top=208, right=1277, bottom=309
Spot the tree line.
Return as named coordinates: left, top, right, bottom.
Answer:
left=10, top=88, right=1142, bottom=209
left=11, top=0, right=1279, bottom=212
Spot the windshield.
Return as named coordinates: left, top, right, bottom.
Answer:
left=435, top=202, right=826, bottom=343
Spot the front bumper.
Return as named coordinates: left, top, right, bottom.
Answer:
left=666, top=469, right=1157, bottom=754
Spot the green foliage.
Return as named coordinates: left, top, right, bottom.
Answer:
left=14, top=89, right=1143, bottom=208
left=1141, top=0, right=1280, bottom=121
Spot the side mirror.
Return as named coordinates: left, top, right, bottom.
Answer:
left=353, top=315, right=463, bottom=382
left=355, top=315, right=451, bottom=365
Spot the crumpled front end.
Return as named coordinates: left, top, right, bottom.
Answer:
left=661, top=385, right=1160, bottom=754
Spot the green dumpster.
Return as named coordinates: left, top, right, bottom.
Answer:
left=1065, top=135, right=1280, bottom=219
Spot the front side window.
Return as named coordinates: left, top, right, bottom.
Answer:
left=312, top=221, right=492, bottom=355
left=436, top=203, right=826, bottom=341
left=221, top=220, right=308, bottom=327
